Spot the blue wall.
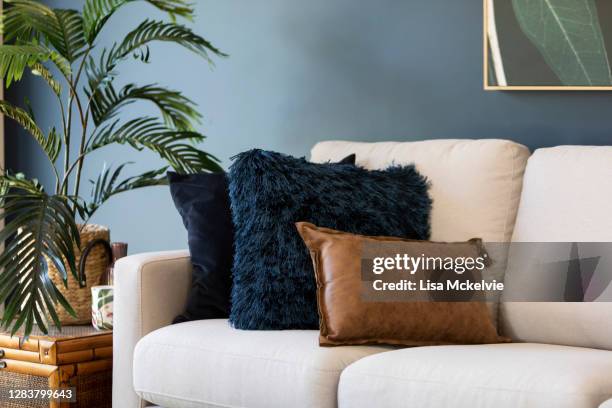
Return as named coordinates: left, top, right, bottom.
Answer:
left=6, top=0, right=612, bottom=253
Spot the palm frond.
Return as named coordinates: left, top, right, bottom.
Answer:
left=0, top=101, right=61, bottom=163
left=45, top=128, right=63, bottom=164
left=85, top=163, right=167, bottom=216
left=0, top=173, right=43, bottom=203
left=0, top=44, right=49, bottom=87
left=83, top=46, right=117, bottom=100
left=0, top=44, right=72, bottom=87
left=89, top=82, right=201, bottom=130
left=87, top=117, right=222, bottom=173
left=116, top=19, right=225, bottom=63
left=83, top=19, right=224, bottom=108
left=2, top=1, right=87, bottom=62
left=30, top=62, right=61, bottom=96
left=1, top=0, right=55, bottom=43
left=145, top=0, right=194, bottom=20
left=113, top=166, right=169, bottom=192
left=51, top=9, right=87, bottom=62
left=0, top=175, right=80, bottom=338
left=83, top=0, right=127, bottom=43
left=83, top=0, right=195, bottom=44
left=48, top=50, right=72, bottom=79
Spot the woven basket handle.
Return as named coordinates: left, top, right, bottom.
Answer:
left=78, top=238, right=112, bottom=288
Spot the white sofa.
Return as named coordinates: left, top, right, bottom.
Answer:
left=113, top=139, right=612, bottom=408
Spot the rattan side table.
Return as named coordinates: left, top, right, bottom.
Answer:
left=0, top=325, right=112, bottom=408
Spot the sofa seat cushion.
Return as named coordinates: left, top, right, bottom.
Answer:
left=133, top=319, right=391, bottom=408
left=338, top=343, right=612, bottom=408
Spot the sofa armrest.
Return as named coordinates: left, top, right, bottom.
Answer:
left=112, top=250, right=192, bottom=408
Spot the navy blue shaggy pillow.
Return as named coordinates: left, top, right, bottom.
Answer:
left=228, top=149, right=431, bottom=330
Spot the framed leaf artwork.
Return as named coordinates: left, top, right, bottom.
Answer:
left=484, top=0, right=612, bottom=90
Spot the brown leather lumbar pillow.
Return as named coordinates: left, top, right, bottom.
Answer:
left=296, top=222, right=508, bottom=347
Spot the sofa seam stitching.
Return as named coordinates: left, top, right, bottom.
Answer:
left=136, top=389, right=242, bottom=408
left=341, top=371, right=612, bottom=397
left=137, top=341, right=346, bottom=374
left=501, top=144, right=517, bottom=242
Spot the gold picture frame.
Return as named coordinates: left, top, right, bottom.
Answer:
left=0, top=0, right=4, bottom=161
left=0, top=0, right=4, bottom=318
left=483, top=0, right=612, bottom=91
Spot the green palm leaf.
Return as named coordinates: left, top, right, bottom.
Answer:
left=0, top=44, right=48, bottom=87
left=0, top=44, right=72, bottom=87
left=30, top=62, right=62, bottom=96
left=87, top=117, right=222, bottom=173
left=0, top=175, right=80, bottom=338
left=144, top=0, right=193, bottom=19
left=89, top=83, right=201, bottom=130
left=83, top=0, right=195, bottom=44
left=84, top=20, right=225, bottom=107
left=116, top=19, right=226, bottom=63
left=51, top=9, right=87, bottom=62
left=1, top=0, right=55, bottom=43
left=46, top=50, right=72, bottom=79
left=0, top=173, right=43, bottom=198
left=83, top=46, right=118, bottom=102
left=0, top=101, right=61, bottom=163
left=2, top=1, right=87, bottom=63
left=83, top=0, right=126, bottom=43
left=85, top=163, right=168, bottom=216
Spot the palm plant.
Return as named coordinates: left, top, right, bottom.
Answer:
left=0, top=0, right=224, bottom=338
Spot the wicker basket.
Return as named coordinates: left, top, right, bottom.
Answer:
left=47, top=224, right=111, bottom=325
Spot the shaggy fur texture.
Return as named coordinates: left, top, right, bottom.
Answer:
left=228, top=149, right=432, bottom=330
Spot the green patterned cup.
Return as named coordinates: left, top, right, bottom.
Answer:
left=91, top=285, right=114, bottom=330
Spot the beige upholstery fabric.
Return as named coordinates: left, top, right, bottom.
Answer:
left=338, top=343, right=612, bottom=408
left=133, top=319, right=390, bottom=408
left=113, top=250, right=192, bottom=408
left=502, top=146, right=612, bottom=349
left=311, top=139, right=530, bottom=242
left=510, top=146, right=612, bottom=243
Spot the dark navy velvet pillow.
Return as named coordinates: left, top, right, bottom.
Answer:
left=228, top=150, right=431, bottom=330
left=168, top=172, right=234, bottom=323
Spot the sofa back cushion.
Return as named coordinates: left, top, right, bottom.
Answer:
left=311, top=139, right=530, bottom=242
left=501, top=146, right=612, bottom=349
